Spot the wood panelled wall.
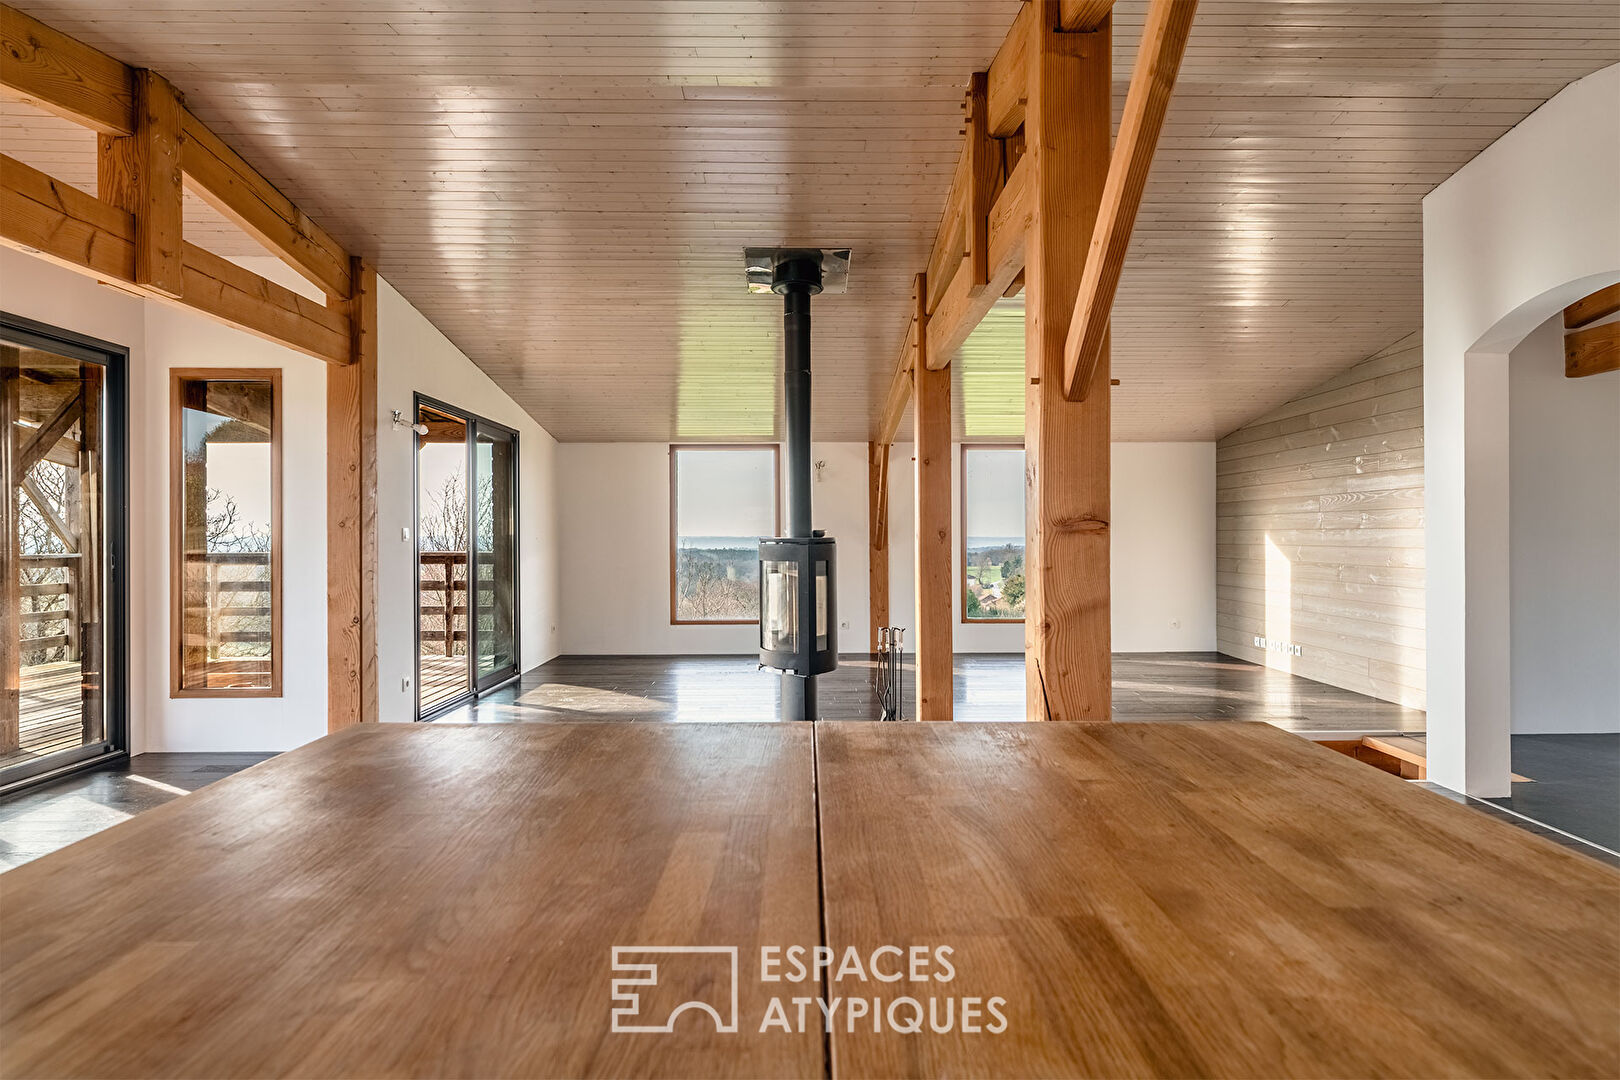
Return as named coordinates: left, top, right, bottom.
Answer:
left=1216, top=333, right=1424, bottom=708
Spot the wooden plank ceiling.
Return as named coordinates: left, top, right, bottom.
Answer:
left=3, top=2, right=1616, bottom=442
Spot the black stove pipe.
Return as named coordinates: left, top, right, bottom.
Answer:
left=774, top=256, right=821, bottom=721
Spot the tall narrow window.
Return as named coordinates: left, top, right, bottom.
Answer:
left=670, top=445, right=779, bottom=624
left=962, top=445, right=1025, bottom=622
left=171, top=371, right=281, bottom=695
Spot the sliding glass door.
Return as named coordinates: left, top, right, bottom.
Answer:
left=2, top=315, right=127, bottom=789
left=414, top=395, right=518, bottom=719
left=473, top=424, right=517, bottom=693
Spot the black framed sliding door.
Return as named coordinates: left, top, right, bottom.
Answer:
left=473, top=423, right=517, bottom=693
left=413, top=394, right=519, bottom=719
left=2, top=314, right=128, bottom=791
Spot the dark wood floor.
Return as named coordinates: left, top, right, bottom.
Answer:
left=0, top=753, right=271, bottom=870
left=437, top=651, right=1428, bottom=733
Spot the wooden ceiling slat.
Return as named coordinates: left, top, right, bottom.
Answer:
left=2, top=0, right=1615, bottom=441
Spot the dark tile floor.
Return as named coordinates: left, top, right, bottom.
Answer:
left=1488, top=734, right=1619, bottom=853
left=1417, top=782, right=1619, bottom=869
left=435, top=651, right=1429, bottom=733
left=0, top=753, right=271, bottom=870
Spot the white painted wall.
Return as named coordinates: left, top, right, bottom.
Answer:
left=1508, top=315, right=1620, bottom=734
left=1, top=247, right=561, bottom=748
left=1112, top=443, right=1218, bottom=652
left=375, top=278, right=562, bottom=720
left=1423, top=62, right=1620, bottom=794
left=558, top=440, right=1215, bottom=655
left=1, top=247, right=329, bottom=752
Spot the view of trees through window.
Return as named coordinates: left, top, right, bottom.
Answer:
left=672, top=447, right=777, bottom=622
left=175, top=374, right=278, bottom=692
left=963, top=446, right=1026, bottom=620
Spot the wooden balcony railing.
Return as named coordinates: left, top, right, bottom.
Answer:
left=418, top=551, right=501, bottom=657
left=180, top=550, right=272, bottom=687
left=18, top=553, right=81, bottom=664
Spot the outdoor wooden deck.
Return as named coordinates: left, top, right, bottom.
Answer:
left=418, top=653, right=467, bottom=715
left=3, top=660, right=87, bottom=770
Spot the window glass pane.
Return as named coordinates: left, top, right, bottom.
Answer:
left=963, top=447, right=1026, bottom=621
left=673, top=447, right=775, bottom=622
left=176, top=376, right=276, bottom=691
left=416, top=404, right=469, bottom=714
left=5, top=339, right=110, bottom=771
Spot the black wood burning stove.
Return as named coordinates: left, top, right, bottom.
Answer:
left=759, top=534, right=838, bottom=678
left=745, top=248, right=849, bottom=721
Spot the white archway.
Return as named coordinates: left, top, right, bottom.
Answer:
left=1422, top=63, right=1620, bottom=796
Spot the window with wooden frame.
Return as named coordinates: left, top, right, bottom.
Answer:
left=670, top=445, right=780, bottom=624
left=961, top=444, right=1026, bottom=622
left=170, top=370, right=282, bottom=695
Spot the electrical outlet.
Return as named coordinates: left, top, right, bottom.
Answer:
left=1252, top=635, right=1302, bottom=657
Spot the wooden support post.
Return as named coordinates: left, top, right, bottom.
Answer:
left=96, top=69, right=183, bottom=299
left=912, top=274, right=953, bottom=722
left=1, top=345, right=20, bottom=754
left=1024, top=0, right=1112, bottom=721
left=868, top=441, right=890, bottom=654
left=327, top=258, right=378, bottom=730
left=964, top=71, right=996, bottom=297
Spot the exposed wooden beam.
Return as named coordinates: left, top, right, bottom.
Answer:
left=0, top=4, right=135, bottom=135
left=2, top=153, right=132, bottom=280
left=3, top=4, right=354, bottom=307
left=876, top=319, right=914, bottom=445
left=328, top=257, right=379, bottom=731
left=926, top=155, right=1030, bottom=368
left=17, top=384, right=83, bottom=476
left=179, top=242, right=350, bottom=363
left=912, top=274, right=953, bottom=722
left=20, top=473, right=74, bottom=548
left=181, top=111, right=353, bottom=301
left=1564, top=282, right=1620, bottom=330
left=1565, top=321, right=1620, bottom=378
left=964, top=71, right=996, bottom=297
left=868, top=441, right=890, bottom=655
left=985, top=1, right=1032, bottom=137
left=1025, top=0, right=1112, bottom=721
left=96, top=69, right=185, bottom=299
left=1063, top=0, right=1197, bottom=401
left=1, top=155, right=351, bottom=364
left=924, top=142, right=970, bottom=315
left=1060, top=0, right=1118, bottom=31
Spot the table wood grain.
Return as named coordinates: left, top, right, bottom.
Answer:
left=814, top=721, right=1620, bottom=1079
left=0, top=724, right=825, bottom=1079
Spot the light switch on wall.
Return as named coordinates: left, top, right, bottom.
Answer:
left=402, top=526, right=411, bottom=542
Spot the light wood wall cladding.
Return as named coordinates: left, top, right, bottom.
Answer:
left=3, top=4, right=1614, bottom=441
left=1216, top=332, right=1424, bottom=709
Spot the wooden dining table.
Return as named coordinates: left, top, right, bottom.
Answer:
left=2, top=721, right=1617, bottom=1078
